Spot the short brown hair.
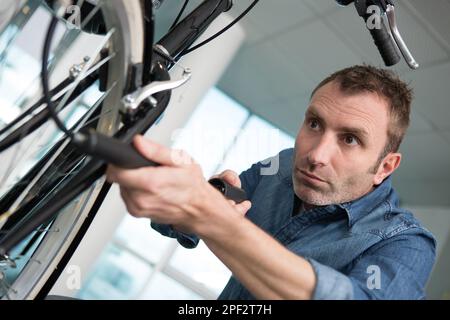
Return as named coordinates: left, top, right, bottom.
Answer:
left=311, top=65, right=413, bottom=158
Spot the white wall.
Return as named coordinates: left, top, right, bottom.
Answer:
left=406, top=206, right=450, bottom=299
left=427, top=232, right=450, bottom=299
left=49, top=13, right=245, bottom=298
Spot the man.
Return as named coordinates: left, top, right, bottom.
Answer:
left=106, top=65, right=436, bottom=299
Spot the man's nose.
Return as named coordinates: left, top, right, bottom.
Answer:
left=307, top=133, right=335, bottom=167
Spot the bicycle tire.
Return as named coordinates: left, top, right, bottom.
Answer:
left=0, top=0, right=146, bottom=300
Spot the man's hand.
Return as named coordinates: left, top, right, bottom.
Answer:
left=106, top=135, right=251, bottom=234
left=209, top=169, right=251, bottom=216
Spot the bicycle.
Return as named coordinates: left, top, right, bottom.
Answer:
left=0, top=0, right=418, bottom=300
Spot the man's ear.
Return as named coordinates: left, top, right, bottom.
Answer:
left=374, top=152, right=402, bottom=185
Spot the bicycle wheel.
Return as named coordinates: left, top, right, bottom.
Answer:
left=0, top=0, right=146, bottom=299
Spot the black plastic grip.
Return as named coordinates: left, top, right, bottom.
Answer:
left=72, top=130, right=159, bottom=169
left=158, top=0, right=233, bottom=59
left=208, top=178, right=248, bottom=204
left=365, top=16, right=401, bottom=66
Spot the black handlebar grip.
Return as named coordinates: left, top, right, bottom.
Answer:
left=72, top=131, right=247, bottom=203
left=72, top=130, right=159, bottom=169
left=364, top=16, right=401, bottom=66
left=208, top=178, right=248, bottom=204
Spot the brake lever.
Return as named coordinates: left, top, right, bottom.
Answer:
left=121, top=68, right=192, bottom=114
left=337, top=0, right=419, bottom=70
left=385, top=4, right=419, bottom=69
left=72, top=69, right=192, bottom=168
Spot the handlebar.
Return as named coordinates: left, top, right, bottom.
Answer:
left=336, top=0, right=419, bottom=69
left=357, top=0, right=401, bottom=66
left=72, top=130, right=248, bottom=203
left=366, top=20, right=400, bottom=66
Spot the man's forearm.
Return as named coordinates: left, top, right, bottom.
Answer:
left=195, top=193, right=317, bottom=299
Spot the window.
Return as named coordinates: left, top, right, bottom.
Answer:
left=171, top=88, right=250, bottom=177
left=217, top=115, right=296, bottom=175
left=0, top=5, right=103, bottom=197
left=79, top=244, right=153, bottom=300
left=78, top=87, right=295, bottom=299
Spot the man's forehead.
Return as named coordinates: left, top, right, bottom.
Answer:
left=310, top=81, right=389, bottom=117
left=305, top=106, right=371, bottom=139
left=307, top=89, right=388, bottom=124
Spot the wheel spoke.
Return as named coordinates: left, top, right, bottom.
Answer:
left=1, top=81, right=117, bottom=217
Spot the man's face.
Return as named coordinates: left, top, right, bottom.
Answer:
left=293, top=81, right=391, bottom=207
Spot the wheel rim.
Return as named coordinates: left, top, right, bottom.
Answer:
left=0, top=0, right=145, bottom=299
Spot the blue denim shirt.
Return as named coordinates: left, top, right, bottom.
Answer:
left=152, top=148, right=436, bottom=300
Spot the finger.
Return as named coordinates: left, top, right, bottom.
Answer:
left=106, top=164, right=135, bottom=184
left=105, top=164, right=118, bottom=184
left=133, top=135, right=193, bottom=167
left=120, top=187, right=144, bottom=217
left=112, top=165, right=196, bottom=194
left=106, top=165, right=157, bottom=190
left=120, top=187, right=168, bottom=218
left=234, top=200, right=252, bottom=216
left=219, top=170, right=241, bottom=188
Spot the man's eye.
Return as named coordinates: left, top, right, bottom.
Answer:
left=308, top=119, right=320, bottom=130
left=343, top=135, right=359, bottom=146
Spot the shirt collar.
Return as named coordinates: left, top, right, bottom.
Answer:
left=338, top=175, right=392, bottom=227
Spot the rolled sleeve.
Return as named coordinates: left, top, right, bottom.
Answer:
left=150, top=222, right=200, bottom=249
left=306, top=258, right=354, bottom=300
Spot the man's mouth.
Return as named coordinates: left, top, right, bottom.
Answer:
left=298, top=169, right=326, bottom=183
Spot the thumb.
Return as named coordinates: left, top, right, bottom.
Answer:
left=133, top=135, right=192, bottom=167
left=219, top=170, right=241, bottom=188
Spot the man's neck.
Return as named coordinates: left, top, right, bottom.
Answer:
left=300, top=184, right=378, bottom=212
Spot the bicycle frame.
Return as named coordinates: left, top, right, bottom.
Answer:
left=0, top=0, right=235, bottom=295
